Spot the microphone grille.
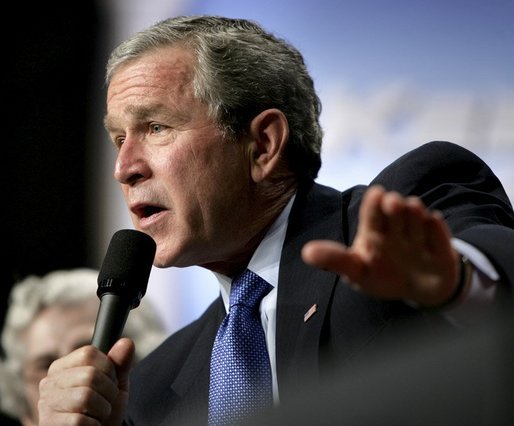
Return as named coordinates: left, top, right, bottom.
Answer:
left=97, top=229, right=156, bottom=308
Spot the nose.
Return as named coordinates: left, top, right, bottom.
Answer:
left=114, top=136, right=150, bottom=186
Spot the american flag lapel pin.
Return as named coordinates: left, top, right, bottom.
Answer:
left=303, top=303, right=318, bottom=322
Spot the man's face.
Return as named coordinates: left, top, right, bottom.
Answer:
left=105, top=46, right=256, bottom=270
left=22, top=302, right=98, bottom=426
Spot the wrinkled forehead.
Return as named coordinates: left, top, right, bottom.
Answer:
left=109, top=44, right=196, bottom=89
left=104, top=47, right=198, bottom=126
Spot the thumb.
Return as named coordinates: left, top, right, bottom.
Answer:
left=108, top=337, right=135, bottom=391
left=105, top=337, right=135, bottom=425
left=302, top=239, right=365, bottom=282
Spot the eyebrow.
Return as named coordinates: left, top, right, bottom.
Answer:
left=103, top=103, right=173, bottom=132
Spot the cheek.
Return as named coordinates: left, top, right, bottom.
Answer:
left=159, top=150, right=216, bottom=212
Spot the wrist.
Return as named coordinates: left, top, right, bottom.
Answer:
left=405, top=254, right=474, bottom=310
left=439, top=254, right=473, bottom=308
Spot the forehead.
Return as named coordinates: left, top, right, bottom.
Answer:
left=24, top=302, right=97, bottom=355
left=108, top=45, right=196, bottom=97
left=105, top=46, right=199, bottom=128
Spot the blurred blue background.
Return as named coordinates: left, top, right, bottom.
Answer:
left=95, top=0, right=513, bottom=333
left=5, top=0, right=513, bottom=336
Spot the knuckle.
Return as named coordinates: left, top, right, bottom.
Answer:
left=71, top=386, right=95, bottom=408
left=79, top=365, right=101, bottom=386
left=76, top=345, right=99, bottom=363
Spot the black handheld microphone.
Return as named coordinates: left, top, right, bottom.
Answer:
left=91, top=229, right=156, bottom=353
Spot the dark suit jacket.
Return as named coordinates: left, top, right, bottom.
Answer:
left=124, top=141, right=514, bottom=425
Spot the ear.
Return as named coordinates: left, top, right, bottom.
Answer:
left=248, top=108, right=289, bottom=183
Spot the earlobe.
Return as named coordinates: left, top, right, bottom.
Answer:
left=248, top=108, right=289, bottom=182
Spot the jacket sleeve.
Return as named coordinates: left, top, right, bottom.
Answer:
left=369, top=140, right=514, bottom=293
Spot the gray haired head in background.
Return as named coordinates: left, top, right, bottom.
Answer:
left=0, top=268, right=167, bottom=423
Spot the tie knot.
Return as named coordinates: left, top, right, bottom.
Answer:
left=229, top=269, right=272, bottom=311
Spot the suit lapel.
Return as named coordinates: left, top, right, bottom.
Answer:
left=276, top=182, right=345, bottom=401
left=158, top=298, right=225, bottom=425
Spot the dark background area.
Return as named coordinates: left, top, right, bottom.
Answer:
left=2, top=3, right=105, bottom=424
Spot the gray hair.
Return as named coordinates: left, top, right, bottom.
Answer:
left=0, top=268, right=167, bottom=420
left=106, top=15, right=323, bottom=181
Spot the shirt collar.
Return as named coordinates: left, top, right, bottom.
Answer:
left=213, top=194, right=296, bottom=309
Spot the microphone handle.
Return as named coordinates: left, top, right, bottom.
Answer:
left=91, top=294, right=130, bottom=353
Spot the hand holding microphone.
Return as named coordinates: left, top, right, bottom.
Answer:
left=38, top=229, right=156, bottom=425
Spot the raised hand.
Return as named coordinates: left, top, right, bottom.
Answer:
left=302, top=185, right=463, bottom=307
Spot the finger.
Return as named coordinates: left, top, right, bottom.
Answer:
left=381, top=191, right=407, bottom=237
left=47, top=345, right=120, bottom=405
left=404, top=196, right=429, bottom=246
left=48, top=345, right=116, bottom=381
left=38, top=375, right=114, bottom=423
left=37, top=411, right=101, bottom=426
left=64, top=387, right=114, bottom=421
left=106, top=338, right=136, bottom=423
left=302, top=240, right=365, bottom=281
left=359, top=185, right=387, bottom=235
left=108, top=338, right=135, bottom=392
left=425, top=210, right=454, bottom=254
left=48, top=365, right=120, bottom=403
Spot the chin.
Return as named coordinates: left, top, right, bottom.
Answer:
left=153, top=244, right=185, bottom=268
left=152, top=254, right=173, bottom=269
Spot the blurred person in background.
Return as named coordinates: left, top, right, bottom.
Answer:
left=0, top=268, right=167, bottom=426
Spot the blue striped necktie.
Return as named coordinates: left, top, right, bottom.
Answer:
left=208, top=269, right=273, bottom=425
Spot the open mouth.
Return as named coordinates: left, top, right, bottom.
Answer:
left=142, top=205, right=164, bottom=218
left=132, top=204, right=166, bottom=219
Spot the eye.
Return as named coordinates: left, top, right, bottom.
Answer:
left=114, top=136, right=125, bottom=149
left=150, top=123, right=164, bottom=134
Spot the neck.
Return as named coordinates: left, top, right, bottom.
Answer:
left=201, top=180, right=296, bottom=278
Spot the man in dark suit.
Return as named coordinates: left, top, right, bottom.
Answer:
left=37, top=16, right=514, bottom=425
